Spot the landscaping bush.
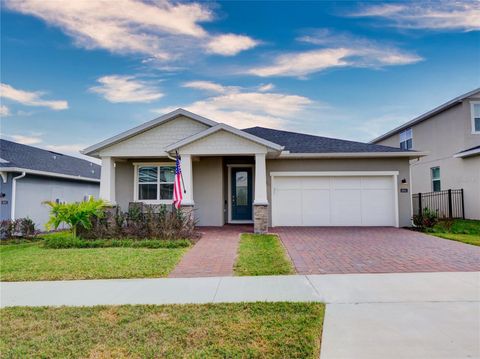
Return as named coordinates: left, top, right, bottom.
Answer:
left=78, top=204, right=197, bottom=241
left=41, top=232, right=191, bottom=249
left=412, top=207, right=438, bottom=230
left=44, top=198, right=107, bottom=238
left=0, top=218, right=37, bottom=239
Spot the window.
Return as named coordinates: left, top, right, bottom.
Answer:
left=472, top=102, right=480, bottom=134
left=137, top=165, right=175, bottom=201
left=399, top=128, right=413, bottom=150
left=431, top=167, right=441, bottom=192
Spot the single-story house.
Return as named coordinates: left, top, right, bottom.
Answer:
left=82, top=109, right=426, bottom=233
left=0, top=139, right=100, bottom=229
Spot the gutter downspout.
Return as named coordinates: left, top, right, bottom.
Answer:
left=11, top=172, right=26, bottom=220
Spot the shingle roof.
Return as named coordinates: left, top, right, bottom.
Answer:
left=243, top=127, right=410, bottom=153
left=0, top=139, right=100, bottom=180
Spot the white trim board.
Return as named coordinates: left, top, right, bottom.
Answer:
left=278, top=152, right=428, bottom=159
left=0, top=167, right=100, bottom=183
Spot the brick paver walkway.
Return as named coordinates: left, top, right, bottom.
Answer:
left=276, top=227, right=480, bottom=274
left=169, top=225, right=252, bottom=278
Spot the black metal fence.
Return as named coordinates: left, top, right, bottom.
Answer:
left=412, top=189, right=464, bottom=219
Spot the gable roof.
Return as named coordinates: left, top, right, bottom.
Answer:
left=243, top=127, right=411, bottom=154
left=82, top=108, right=217, bottom=155
left=164, top=123, right=284, bottom=152
left=0, top=139, right=100, bottom=181
left=371, top=88, right=480, bottom=144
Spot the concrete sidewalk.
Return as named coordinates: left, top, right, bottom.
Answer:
left=1, top=272, right=479, bottom=359
left=1, top=271, right=478, bottom=307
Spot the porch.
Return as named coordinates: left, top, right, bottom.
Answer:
left=98, top=153, right=271, bottom=233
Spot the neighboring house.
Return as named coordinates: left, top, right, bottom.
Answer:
left=371, top=88, right=480, bottom=220
left=83, top=109, right=425, bottom=233
left=0, top=139, right=101, bottom=229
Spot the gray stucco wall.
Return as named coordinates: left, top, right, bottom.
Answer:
left=266, top=158, right=412, bottom=227
left=193, top=156, right=224, bottom=226
left=15, top=175, right=99, bottom=230
left=376, top=96, right=480, bottom=219
left=115, top=161, right=135, bottom=211
left=0, top=173, right=13, bottom=221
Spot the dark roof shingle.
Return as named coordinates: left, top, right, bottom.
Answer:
left=243, top=127, right=410, bottom=153
left=0, top=139, right=100, bottom=180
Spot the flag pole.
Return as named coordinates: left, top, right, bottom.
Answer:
left=176, top=150, right=187, bottom=194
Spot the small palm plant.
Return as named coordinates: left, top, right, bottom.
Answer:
left=44, top=198, right=107, bottom=238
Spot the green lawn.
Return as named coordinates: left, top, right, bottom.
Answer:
left=0, top=302, right=325, bottom=358
left=427, top=219, right=480, bottom=246
left=234, top=233, right=295, bottom=276
left=0, top=242, right=188, bottom=281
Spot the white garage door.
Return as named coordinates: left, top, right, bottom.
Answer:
left=272, top=174, right=397, bottom=227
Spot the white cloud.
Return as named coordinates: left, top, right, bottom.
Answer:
left=0, top=83, right=68, bottom=110
left=89, top=75, right=163, bottom=103
left=155, top=82, right=313, bottom=129
left=206, top=34, right=258, bottom=56
left=258, top=83, right=275, bottom=92
left=5, top=0, right=258, bottom=59
left=183, top=81, right=230, bottom=94
left=351, top=2, right=480, bottom=31
left=10, top=134, right=42, bottom=145
left=248, top=30, right=422, bottom=77
left=0, top=105, right=10, bottom=116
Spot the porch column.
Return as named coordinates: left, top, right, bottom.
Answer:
left=181, top=154, right=194, bottom=206
left=254, top=153, right=268, bottom=233
left=99, top=156, right=116, bottom=204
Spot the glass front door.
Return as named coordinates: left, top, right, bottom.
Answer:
left=231, top=167, right=253, bottom=221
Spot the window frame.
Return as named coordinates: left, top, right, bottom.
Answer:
left=133, top=162, right=176, bottom=204
left=431, top=166, right=441, bottom=192
left=399, top=128, right=413, bottom=150
left=471, top=101, right=480, bottom=134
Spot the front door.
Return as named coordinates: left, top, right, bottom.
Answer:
left=231, top=167, right=253, bottom=221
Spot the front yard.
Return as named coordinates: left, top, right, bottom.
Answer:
left=0, top=241, right=188, bottom=281
left=0, top=302, right=325, bottom=358
left=427, top=219, right=480, bottom=246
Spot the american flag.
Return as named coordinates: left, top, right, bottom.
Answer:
left=173, top=154, right=183, bottom=209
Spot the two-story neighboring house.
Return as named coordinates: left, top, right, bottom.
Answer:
left=371, top=88, right=480, bottom=220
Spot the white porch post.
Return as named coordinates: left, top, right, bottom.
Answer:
left=254, top=153, right=268, bottom=205
left=99, top=156, right=116, bottom=204
left=254, top=153, right=269, bottom=234
left=181, top=154, right=194, bottom=205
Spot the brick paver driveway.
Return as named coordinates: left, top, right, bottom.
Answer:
left=169, top=225, right=252, bottom=278
left=276, top=227, right=480, bottom=274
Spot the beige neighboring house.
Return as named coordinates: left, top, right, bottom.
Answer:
left=83, top=109, right=425, bottom=233
left=371, top=88, right=480, bottom=220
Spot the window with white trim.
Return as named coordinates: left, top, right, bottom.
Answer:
left=472, top=102, right=480, bottom=134
left=399, top=128, right=413, bottom=150
left=137, top=165, right=175, bottom=201
left=431, top=167, right=441, bottom=192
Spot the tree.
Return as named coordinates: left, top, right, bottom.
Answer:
left=44, top=198, right=107, bottom=238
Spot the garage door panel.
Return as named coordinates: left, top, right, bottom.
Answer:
left=302, top=189, right=331, bottom=225
left=331, top=189, right=362, bottom=226
left=361, top=189, right=395, bottom=226
left=273, top=189, right=302, bottom=226
left=302, top=177, right=330, bottom=189
left=332, top=176, right=362, bottom=189
left=272, top=174, right=397, bottom=227
left=361, top=176, right=393, bottom=189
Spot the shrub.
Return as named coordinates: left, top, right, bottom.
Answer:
left=44, top=198, right=107, bottom=238
left=0, top=218, right=37, bottom=239
left=41, top=232, right=191, bottom=249
left=79, top=204, right=197, bottom=241
left=412, top=207, right=438, bottom=230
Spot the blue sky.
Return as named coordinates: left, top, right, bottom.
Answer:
left=1, top=0, right=479, bottom=159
